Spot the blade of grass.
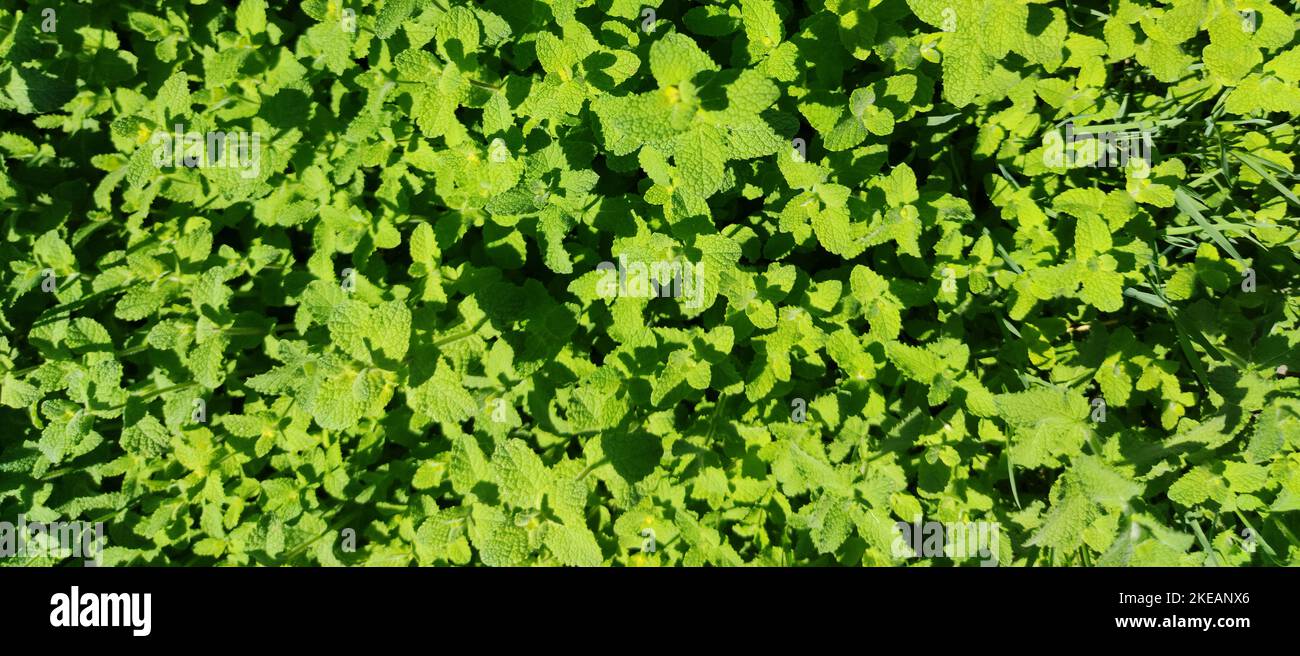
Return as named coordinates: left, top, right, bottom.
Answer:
left=1174, top=186, right=1246, bottom=267
left=1186, top=515, right=1222, bottom=567
left=1231, top=150, right=1300, bottom=209
left=1123, top=286, right=1168, bottom=308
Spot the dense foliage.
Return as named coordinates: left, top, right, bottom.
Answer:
left=2, top=0, right=1299, bottom=567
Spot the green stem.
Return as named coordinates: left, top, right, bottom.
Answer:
left=281, top=507, right=368, bottom=564
left=431, top=318, right=487, bottom=348
left=105, top=381, right=199, bottom=411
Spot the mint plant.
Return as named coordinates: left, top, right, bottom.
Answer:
left=1, top=0, right=1298, bottom=567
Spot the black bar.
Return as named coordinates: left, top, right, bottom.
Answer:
left=1, top=567, right=1288, bottom=643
